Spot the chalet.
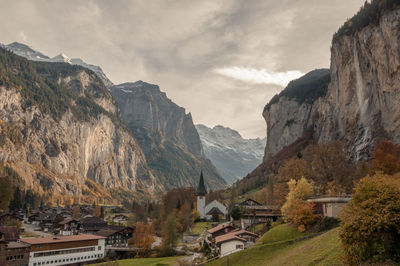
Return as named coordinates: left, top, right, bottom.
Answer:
left=307, top=196, right=351, bottom=218
left=0, top=212, right=24, bottom=225
left=94, top=228, right=131, bottom=247
left=206, top=222, right=237, bottom=250
left=215, top=234, right=246, bottom=257
left=21, top=234, right=106, bottom=266
left=58, top=218, right=79, bottom=236
left=239, top=198, right=281, bottom=228
left=214, top=229, right=258, bottom=257
left=79, top=217, right=108, bottom=233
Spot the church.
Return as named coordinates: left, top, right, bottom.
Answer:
left=196, top=171, right=228, bottom=220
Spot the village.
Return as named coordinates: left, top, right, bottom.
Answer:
left=0, top=172, right=351, bottom=266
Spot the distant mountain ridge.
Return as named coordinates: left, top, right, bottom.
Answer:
left=2, top=42, right=113, bottom=86
left=195, top=124, right=265, bottom=184
left=110, top=82, right=227, bottom=190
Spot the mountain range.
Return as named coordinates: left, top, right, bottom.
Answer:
left=195, top=124, right=265, bottom=185
left=0, top=41, right=234, bottom=202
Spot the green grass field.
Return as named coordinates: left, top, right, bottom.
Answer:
left=258, top=223, right=306, bottom=244
left=190, top=221, right=213, bottom=234
left=93, top=256, right=185, bottom=266
left=207, top=224, right=344, bottom=266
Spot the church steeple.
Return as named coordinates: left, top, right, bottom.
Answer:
left=196, top=170, right=207, bottom=196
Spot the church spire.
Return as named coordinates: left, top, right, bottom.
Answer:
left=196, top=170, right=207, bottom=196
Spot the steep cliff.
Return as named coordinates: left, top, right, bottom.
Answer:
left=0, top=48, right=159, bottom=202
left=109, top=82, right=227, bottom=190
left=195, top=124, right=265, bottom=185
left=263, top=3, right=400, bottom=160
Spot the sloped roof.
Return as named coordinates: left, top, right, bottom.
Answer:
left=196, top=171, right=207, bottom=196
left=215, top=234, right=246, bottom=244
left=206, top=207, right=224, bottom=216
left=207, top=222, right=236, bottom=234
left=59, top=218, right=78, bottom=225
left=240, top=198, right=262, bottom=206
left=80, top=216, right=107, bottom=225
left=94, top=229, right=119, bottom=237
left=215, top=229, right=257, bottom=244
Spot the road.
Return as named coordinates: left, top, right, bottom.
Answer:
left=22, top=221, right=53, bottom=238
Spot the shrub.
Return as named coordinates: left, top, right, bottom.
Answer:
left=339, top=173, right=400, bottom=264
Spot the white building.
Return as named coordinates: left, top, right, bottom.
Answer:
left=196, top=171, right=228, bottom=220
left=21, top=234, right=105, bottom=266
left=215, top=234, right=246, bottom=257
left=307, top=197, right=351, bottom=218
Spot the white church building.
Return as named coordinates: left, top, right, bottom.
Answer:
left=196, top=171, right=228, bottom=220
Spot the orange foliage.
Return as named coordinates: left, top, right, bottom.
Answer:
left=128, top=222, right=155, bottom=257
left=369, top=140, right=400, bottom=175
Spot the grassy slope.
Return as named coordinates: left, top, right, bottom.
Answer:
left=94, top=256, right=185, bottom=266
left=207, top=224, right=343, bottom=266
left=259, top=223, right=305, bottom=244
left=190, top=221, right=213, bottom=234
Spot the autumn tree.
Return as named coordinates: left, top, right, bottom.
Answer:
left=177, top=202, right=193, bottom=233
left=339, top=173, right=400, bottom=264
left=128, top=222, right=154, bottom=257
left=302, top=143, right=353, bottom=195
left=160, top=213, right=179, bottom=256
left=369, top=140, right=400, bottom=175
left=281, top=177, right=316, bottom=230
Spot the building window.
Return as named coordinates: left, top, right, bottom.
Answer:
left=98, top=246, right=102, bottom=250
left=236, top=245, right=243, bottom=249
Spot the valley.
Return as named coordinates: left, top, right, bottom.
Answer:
left=1, top=0, right=400, bottom=265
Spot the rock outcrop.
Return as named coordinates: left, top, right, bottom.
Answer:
left=263, top=6, right=400, bottom=161
left=110, top=82, right=227, bottom=190
left=0, top=48, right=159, bottom=202
left=195, top=124, right=265, bottom=185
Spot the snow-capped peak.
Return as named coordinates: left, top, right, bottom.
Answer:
left=51, top=53, right=71, bottom=64
left=2, top=41, right=113, bottom=86
left=195, top=124, right=266, bottom=185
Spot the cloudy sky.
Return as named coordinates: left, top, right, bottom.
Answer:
left=0, top=0, right=364, bottom=138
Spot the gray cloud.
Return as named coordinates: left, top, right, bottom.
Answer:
left=0, top=0, right=364, bottom=138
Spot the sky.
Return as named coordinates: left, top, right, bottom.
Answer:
left=0, top=0, right=365, bottom=138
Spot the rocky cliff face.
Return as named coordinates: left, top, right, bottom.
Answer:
left=110, top=82, right=227, bottom=190
left=263, top=6, right=400, bottom=160
left=0, top=48, right=159, bottom=202
left=195, top=124, right=265, bottom=185
left=263, top=69, right=330, bottom=159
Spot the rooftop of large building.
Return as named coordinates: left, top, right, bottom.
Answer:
left=21, top=234, right=105, bottom=245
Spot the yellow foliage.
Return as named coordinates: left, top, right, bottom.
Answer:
left=281, top=177, right=314, bottom=223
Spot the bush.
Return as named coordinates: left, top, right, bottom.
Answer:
left=339, top=173, right=400, bottom=264
left=312, top=217, right=340, bottom=233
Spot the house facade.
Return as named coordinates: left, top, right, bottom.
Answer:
left=239, top=198, right=281, bottom=228
left=21, top=234, right=105, bottom=266
left=216, top=236, right=245, bottom=257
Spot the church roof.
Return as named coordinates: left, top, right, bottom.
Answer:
left=196, top=171, right=207, bottom=196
